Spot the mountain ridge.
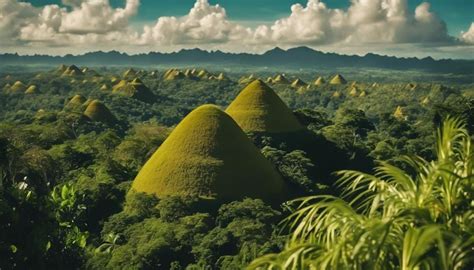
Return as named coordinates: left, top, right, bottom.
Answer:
left=1, top=46, right=472, bottom=74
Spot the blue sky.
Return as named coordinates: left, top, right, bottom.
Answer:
left=24, top=0, right=473, bottom=36
left=3, top=0, right=473, bottom=58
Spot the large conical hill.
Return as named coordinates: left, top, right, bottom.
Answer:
left=131, top=105, right=286, bottom=201
left=226, top=80, right=303, bottom=133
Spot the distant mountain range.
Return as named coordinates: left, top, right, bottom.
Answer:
left=1, top=47, right=473, bottom=74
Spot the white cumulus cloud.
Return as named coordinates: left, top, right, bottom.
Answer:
left=139, top=0, right=249, bottom=46
left=251, top=0, right=452, bottom=46
left=1, top=0, right=139, bottom=47
left=461, top=23, right=474, bottom=44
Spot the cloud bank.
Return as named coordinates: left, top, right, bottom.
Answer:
left=0, top=0, right=472, bottom=57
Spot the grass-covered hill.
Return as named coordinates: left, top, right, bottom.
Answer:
left=226, top=79, right=303, bottom=133
left=132, top=104, right=286, bottom=202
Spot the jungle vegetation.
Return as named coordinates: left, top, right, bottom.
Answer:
left=0, top=66, right=472, bottom=269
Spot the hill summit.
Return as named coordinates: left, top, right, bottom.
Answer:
left=112, top=78, right=155, bottom=101
left=226, top=80, right=303, bottom=133
left=329, top=74, right=347, bottom=85
left=62, top=65, right=84, bottom=76
left=131, top=105, right=286, bottom=201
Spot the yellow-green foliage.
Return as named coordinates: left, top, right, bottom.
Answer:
left=332, top=91, right=341, bottom=98
left=83, top=100, right=116, bottom=124
left=330, top=74, right=347, bottom=85
left=421, top=97, right=430, bottom=106
left=314, top=76, right=325, bottom=85
left=226, top=79, right=304, bottom=133
left=296, top=85, right=310, bottom=95
left=62, top=65, right=84, bottom=76
left=291, top=78, right=307, bottom=88
left=9, top=81, right=26, bottom=93
left=131, top=105, right=286, bottom=201
left=273, top=74, right=290, bottom=84
left=100, top=84, right=108, bottom=91
left=25, top=85, right=38, bottom=94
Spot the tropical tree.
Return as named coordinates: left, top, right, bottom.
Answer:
left=249, top=117, right=473, bottom=270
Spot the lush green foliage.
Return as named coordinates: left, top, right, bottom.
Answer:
left=249, top=117, right=473, bottom=270
left=0, top=66, right=472, bottom=269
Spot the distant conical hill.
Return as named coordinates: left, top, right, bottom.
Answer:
left=62, top=65, right=84, bottom=76
left=131, top=105, right=286, bottom=201
left=226, top=80, right=303, bottom=133
left=25, top=85, right=38, bottom=94
left=329, top=74, right=347, bottom=85
left=130, top=78, right=144, bottom=85
left=122, top=68, right=137, bottom=78
left=216, top=73, right=229, bottom=81
left=9, top=81, right=27, bottom=93
left=197, top=69, right=211, bottom=79
left=55, top=64, right=67, bottom=74
left=82, top=67, right=100, bottom=77
left=163, top=68, right=177, bottom=79
left=184, top=69, right=198, bottom=79
left=393, top=106, right=406, bottom=120
left=291, top=78, right=307, bottom=88
left=112, top=78, right=154, bottom=101
left=349, top=86, right=358, bottom=97
left=273, top=74, right=290, bottom=84
left=164, top=70, right=186, bottom=81
left=238, top=74, right=256, bottom=84
left=314, top=76, right=325, bottom=86
left=66, top=94, right=87, bottom=110
left=83, top=100, right=116, bottom=124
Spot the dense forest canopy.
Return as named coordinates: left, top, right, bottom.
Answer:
left=0, top=65, right=472, bottom=269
